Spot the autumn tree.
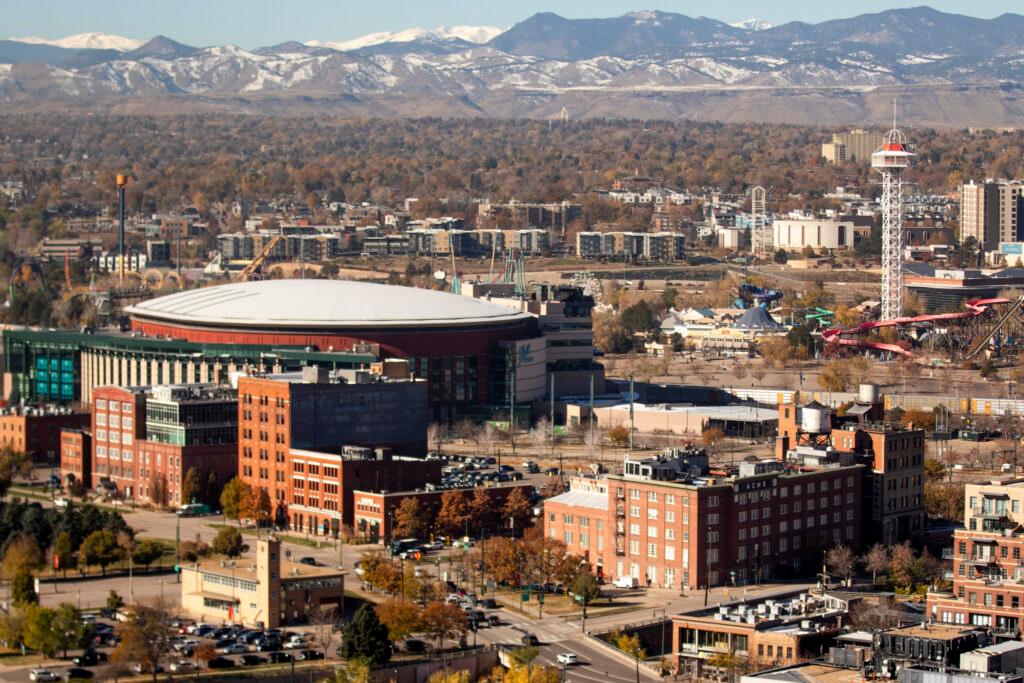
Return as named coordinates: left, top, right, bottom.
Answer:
left=607, top=425, right=630, bottom=447
left=392, top=497, right=429, bottom=540
left=436, top=491, right=470, bottom=539
left=376, top=598, right=423, bottom=644
left=503, top=488, right=533, bottom=534
left=240, top=485, right=272, bottom=528
left=525, top=532, right=581, bottom=588
left=420, top=601, right=467, bottom=651
left=825, top=545, right=856, bottom=583
left=468, top=488, right=497, bottom=534
left=180, top=467, right=202, bottom=505
left=819, top=361, right=851, bottom=392
left=2, top=534, right=42, bottom=580
left=888, top=542, right=917, bottom=591
left=112, top=599, right=177, bottom=683
left=219, top=477, right=248, bottom=526
left=862, top=544, right=889, bottom=585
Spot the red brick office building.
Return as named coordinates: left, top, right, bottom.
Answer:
left=544, top=451, right=863, bottom=591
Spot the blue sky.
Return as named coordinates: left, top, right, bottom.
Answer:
left=2, top=0, right=1020, bottom=48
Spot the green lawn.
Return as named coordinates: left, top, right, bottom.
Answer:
left=7, top=487, right=134, bottom=513
left=206, top=523, right=323, bottom=548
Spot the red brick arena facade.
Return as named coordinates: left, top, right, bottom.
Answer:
left=125, top=280, right=537, bottom=417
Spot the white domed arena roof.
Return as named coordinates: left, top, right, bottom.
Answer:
left=125, top=279, right=532, bottom=330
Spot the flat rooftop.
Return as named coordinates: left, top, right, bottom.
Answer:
left=192, top=557, right=344, bottom=582
left=742, top=662, right=863, bottom=683
left=545, top=490, right=608, bottom=511
left=598, top=403, right=779, bottom=423
left=883, top=624, right=978, bottom=640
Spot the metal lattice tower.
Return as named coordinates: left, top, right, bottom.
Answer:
left=750, top=186, right=769, bottom=256
left=871, top=123, right=913, bottom=321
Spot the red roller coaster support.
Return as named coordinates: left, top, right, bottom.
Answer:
left=821, top=298, right=1011, bottom=356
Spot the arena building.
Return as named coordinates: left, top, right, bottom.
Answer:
left=3, top=279, right=584, bottom=419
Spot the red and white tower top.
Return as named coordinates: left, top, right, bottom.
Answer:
left=871, top=127, right=914, bottom=170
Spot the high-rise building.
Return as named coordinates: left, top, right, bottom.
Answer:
left=821, top=130, right=886, bottom=164
left=236, top=365, right=429, bottom=528
left=960, top=179, right=1024, bottom=251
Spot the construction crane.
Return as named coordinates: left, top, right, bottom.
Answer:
left=240, top=235, right=284, bottom=281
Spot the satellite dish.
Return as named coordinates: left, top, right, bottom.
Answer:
left=434, top=270, right=447, bottom=281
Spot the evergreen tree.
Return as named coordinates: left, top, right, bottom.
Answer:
left=339, top=604, right=391, bottom=667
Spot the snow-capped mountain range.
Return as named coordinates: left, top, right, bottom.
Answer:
left=730, top=18, right=774, bottom=31
left=1, top=8, right=1023, bottom=126
left=305, top=26, right=504, bottom=52
left=8, top=32, right=144, bottom=51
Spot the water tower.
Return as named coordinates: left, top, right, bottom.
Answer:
left=871, top=117, right=914, bottom=321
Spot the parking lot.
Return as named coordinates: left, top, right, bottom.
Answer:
left=16, top=613, right=331, bottom=683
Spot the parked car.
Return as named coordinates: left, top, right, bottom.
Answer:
left=298, top=650, right=325, bottom=661
left=256, top=639, right=282, bottom=652
left=129, top=663, right=164, bottom=674
left=283, top=638, right=308, bottom=650
left=487, top=615, right=501, bottom=627
left=72, top=651, right=108, bottom=666
left=168, top=661, right=196, bottom=673
left=240, top=654, right=267, bottom=666
left=63, top=668, right=94, bottom=681
left=206, top=657, right=235, bottom=669
left=219, top=642, right=248, bottom=655
left=268, top=652, right=294, bottom=664
left=29, top=670, right=61, bottom=682
left=298, top=556, right=317, bottom=566
left=521, top=634, right=540, bottom=646
left=557, top=653, right=579, bottom=666
left=404, top=639, right=426, bottom=653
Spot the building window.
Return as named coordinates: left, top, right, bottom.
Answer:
left=647, top=543, right=657, bottom=558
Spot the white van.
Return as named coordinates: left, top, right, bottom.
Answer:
left=614, top=576, right=639, bottom=589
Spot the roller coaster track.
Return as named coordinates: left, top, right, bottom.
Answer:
left=821, top=297, right=1013, bottom=357
left=961, top=297, right=1024, bottom=361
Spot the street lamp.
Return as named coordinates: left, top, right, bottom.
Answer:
left=654, top=605, right=668, bottom=677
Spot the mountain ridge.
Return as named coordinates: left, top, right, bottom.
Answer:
left=1, top=7, right=1022, bottom=127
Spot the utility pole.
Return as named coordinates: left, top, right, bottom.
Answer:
left=629, top=375, right=635, bottom=449
left=116, top=174, right=127, bottom=286
left=175, top=513, right=181, bottom=584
